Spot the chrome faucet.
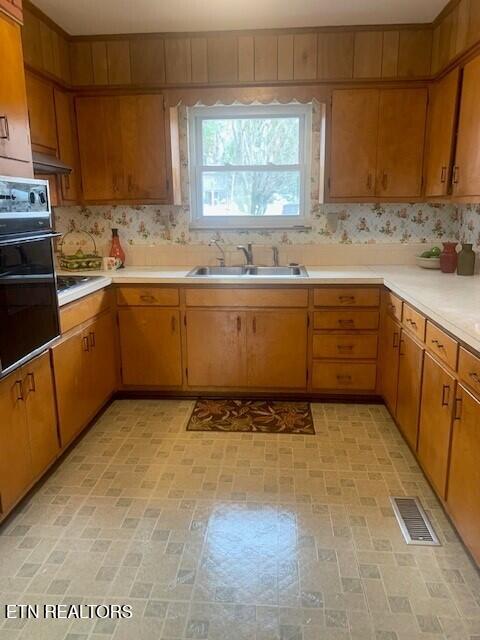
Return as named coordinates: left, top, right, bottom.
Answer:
left=272, top=246, right=279, bottom=267
left=237, top=243, right=254, bottom=265
left=209, top=238, right=225, bottom=266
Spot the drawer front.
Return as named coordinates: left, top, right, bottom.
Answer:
left=383, top=290, right=402, bottom=321
left=458, top=347, right=480, bottom=394
left=402, top=303, right=426, bottom=341
left=313, top=310, right=379, bottom=331
left=312, top=334, right=378, bottom=360
left=312, top=361, right=377, bottom=391
left=60, top=288, right=112, bottom=334
left=313, top=287, right=380, bottom=308
left=185, top=288, right=308, bottom=308
left=116, top=287, right=179, bottom=307
left=426, top=321, right=458, bottom=370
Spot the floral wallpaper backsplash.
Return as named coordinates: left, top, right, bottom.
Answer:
left=459, top=204, right=480, bottom=248
left=54, top=202, right=462, bottom=254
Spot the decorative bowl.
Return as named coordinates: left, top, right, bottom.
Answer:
left=416, top=256, right=441, bottom=270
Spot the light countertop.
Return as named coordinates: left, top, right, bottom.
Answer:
left=56, top=265, right=480, bottom=354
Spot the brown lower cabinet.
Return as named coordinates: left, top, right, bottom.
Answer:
left=118, top=307, right=183, bottom=387
left=52, top=311, right=117, bottom=447
left=447, top=385, right=480, bottom=565
left=379, top=313, right=400, bottom=413
left=396, top=330, right=424, bottom=450
left=417, top=353, right=455, bottom=498
left=0, top=351, right=58, bottom=516
left=185, top=308, right=307, bottom=389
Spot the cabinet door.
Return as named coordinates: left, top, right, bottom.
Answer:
left=380, top=313, right=401, bottom=414
left=247, top=310, right=307, bottom=389
left=329, top=89, right=379, bottom=197
left=453, top=56, right=480, bottom=197
left=376, top=88, right=427, bottom=197
left=119, top=307, right=182, bottom=386
left=418, top=353, right=455, bottom=498
left=396, top=330, right=424, bottom=450
left=76, top=96, right=123, bottom=201
left=51, top=327, right=90, bottom=447
left=120, top=94, right=170, bottom=200
left=186, top=310, right=247, bottom=388
left=447, top=386, right=480, bottom=565
left=0, top=16, right=31, bottom=163
left=25, top=72, right=57, bottom=153
left=87, top=311, right=118, bottom=409
left=54, top=89, right=81, bottom=203
left=0, top=371, right=31, bottom=515
left=23, top=351, right=59, bottom=479
left=424, top=68, right=460, bottom=197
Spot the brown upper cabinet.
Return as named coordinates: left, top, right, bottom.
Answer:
left=54, top=89, right=81, bottom=203
left=0, top=14, right=32, bottom=167
left=424, top=68, right=460, bottom=197
left=452, top=55, right=480, bottom=197
left=329, top=88, right=427, bottom=199
left=76, top=94, right=171, bottom=203
left=25, top=72, right=57, bottom=154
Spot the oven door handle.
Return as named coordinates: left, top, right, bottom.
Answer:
left=0, top=232, right=62, bottom=246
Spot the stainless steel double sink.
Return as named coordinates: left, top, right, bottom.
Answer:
left=186, top=265, right=308, bottom=277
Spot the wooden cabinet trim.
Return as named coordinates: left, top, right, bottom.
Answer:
left=59, top=288, right=113, bottom=334
left=116, top=286, right=180, bottom=307
left=402, top=302, right=427, bottom=342
left=185, top=288, right=309, bottom=308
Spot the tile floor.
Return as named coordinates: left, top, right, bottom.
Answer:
left=0, top=400, right=479, bottom=640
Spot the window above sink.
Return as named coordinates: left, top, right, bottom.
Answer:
left=188, top=103, right=316, bottom=230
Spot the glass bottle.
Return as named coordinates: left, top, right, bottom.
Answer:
left=109, top=228, right=125, bottom=268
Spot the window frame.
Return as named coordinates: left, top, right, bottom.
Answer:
left=188, top=103, right=312, bottom=229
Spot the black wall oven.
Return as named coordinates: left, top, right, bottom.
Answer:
left=0, top=176, right=60, bottom=378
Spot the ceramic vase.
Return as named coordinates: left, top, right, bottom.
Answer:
left=457, top=243, right=475, bottom=276
left=109, top=228, right=125, bottom=268
left=439, top=242, right=457, bottom=273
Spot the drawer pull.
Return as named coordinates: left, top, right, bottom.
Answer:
left=468, top=371, right=480, bottom=384
left=337, top=344, right=354, bottom=352
left=431, top=339, right=444, bottom=349
left=338, top=319, right=354, bottom=327
left=336, top=374, right=352, bottom=383
left=406, top=318, right=417, bottom=328
left=140, top=294, right=156, bottom=303
left=441, top=384, right=450, bottom=407
left=454, top=397, right=463, bottom=421
left=338, top=295, right=355, bottom=303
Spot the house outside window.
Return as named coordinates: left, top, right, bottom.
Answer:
left=188, top=103, right=313, bottom=229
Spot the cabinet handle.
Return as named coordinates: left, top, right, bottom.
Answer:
left=441, top=384, right=450, bottom=407
left=469, top=371, right=480, bottom=384
left=431, top=338, right=444, bottom=349
left=89, top=331, right=96, bottom=348
left=453, top=166, right=459, bottom=184
left=82, top=336, right=90, bottom=352
left=337, top=344, right=354, bottom=352
left=27, top=372, right=36, bottom=393
left=399, top=339, right=405, bottom=356
left=336, top=374, right=352, bottom=382
left=339, top=295, right=355, bottom=303
left=0, top=115, right=9, bottom=140
left=440, top=166, right=447, bottom=183
left=393, top=331, right=400, bottom=348
left=453, top=397, right=463, bottom=421
left=64, top=174, right=70, bottom=190
left=237, top=316, right=241, bottom=332
left=338, top=319, right=354, bottom=327
left=15, top=380, right=24, bottom=401
left=171, top=316, right=176, bottom=332
left=140, top=294, right=156, bottom=303
left=252, top=316, right=256, bottom=333
left=382, top=172, right=388, bottom=190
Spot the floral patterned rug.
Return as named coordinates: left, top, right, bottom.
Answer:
left=187, top=399, right=315, bottom=435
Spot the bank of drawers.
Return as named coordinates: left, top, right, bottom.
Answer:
left=311, top=287, right=380, bottom=393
